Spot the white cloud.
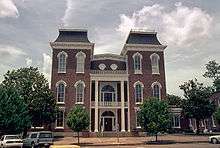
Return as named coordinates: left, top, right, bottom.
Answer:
left=0, top=0, right=19, bottom=18
left=0, top=45, right=25, bottom=61
left=117, top=2, right=213, bottom=47
left=62, top=0, right=74, bottom=26
left=25, top=57, right=32, bottom=67
left=42, top=53, right=52, bottom=82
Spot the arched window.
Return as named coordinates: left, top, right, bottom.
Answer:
left=134, top=81, right=144, bottom=104
left=150, top=53, right=160, bottom=74
left=56, top=80, right=67, bottom=103
left=57, top=51, right=67, bottom=73
left=76, top=51, right=86, bottom=73
left=101, top=85, right=116, bottom=102
left=133, top=52, right=142, bottom=74
left=75, top=80, right=85, bottom=104
left=151, top=82, right=162, bottom=99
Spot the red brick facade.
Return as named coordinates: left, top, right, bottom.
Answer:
left=50, top=29, right=167, bottom=134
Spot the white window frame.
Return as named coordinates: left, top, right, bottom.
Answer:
left=135, top=107, right=141, bottom=128
left=56, top=80, right=67, bottom=104
left=55, top=108, right=65, bottom=129
left=76, top=51, right=86, bottom=74
left=132, top=52, right=143, bottom=74
left=172, top=114, right=181, bottom=128
left=134, top=81, right=144, bottom=104
left=150, top=53, right=160, bottom=74
left=74, top=80, right=86, bottom=104
left=151, top=82, right=162, bottom=100
left=57, top=51, right=68, bottom=73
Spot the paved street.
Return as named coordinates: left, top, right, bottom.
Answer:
left=54, top=135, right=220, bottom=148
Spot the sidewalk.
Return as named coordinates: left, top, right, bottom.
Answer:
left=54, top=135, right=209, bottom=146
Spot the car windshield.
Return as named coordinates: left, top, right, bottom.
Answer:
left=39, top=133, right=52, bottom=138
left=5, top=136, right=19, bottom=140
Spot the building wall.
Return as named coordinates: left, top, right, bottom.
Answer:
left=126, top=50, right=166, bottom=130
left=51, top=48, right=91, bottom=131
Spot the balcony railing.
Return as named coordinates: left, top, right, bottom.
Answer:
left=91, top=101, right=128, bottom=107
left=90, top=70, right=127, bottom=75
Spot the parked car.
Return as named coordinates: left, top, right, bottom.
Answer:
left=208, top=135, right=220, bottom=144
left=23, top=131, right=53, bottom=148
left=0, top=135, right=23, bottom=148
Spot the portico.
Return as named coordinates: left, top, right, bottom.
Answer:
left=90, top=72, right=130, bottom=132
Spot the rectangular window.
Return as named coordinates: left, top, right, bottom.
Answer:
left=172, top=115, right=180, bottom=128
left=56, top=110, right=64, bottom=128
left=136, top=111, right=141, bottom=128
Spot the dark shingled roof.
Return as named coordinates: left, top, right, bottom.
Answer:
left=54, top=29, right=90, bottom=43
left=126, top=31, right=162, bottom=45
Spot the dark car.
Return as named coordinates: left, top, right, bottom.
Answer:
left=23, top=131, right=53, bottom=148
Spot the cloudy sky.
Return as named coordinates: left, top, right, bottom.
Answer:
left=0, top=0, right=219, bottom=96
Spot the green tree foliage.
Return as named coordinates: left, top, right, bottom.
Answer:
left=204, top=60, right=220, bottom=91
left=1, top=67, right=57, bottom=131
left=138, top=98, right=171, bottom=142
left=67, top=105, right=89, bottom=144
left=214, top=108, right=220, bottom=125
left=0, top=85, right=31, bottom=134
left=180, top=79, right=216, bottom=134
left=166, top=94, right=183, bottom=107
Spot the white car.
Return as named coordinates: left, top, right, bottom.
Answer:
left=0, top=135, right=23, bottom=148
left=209, top=135, right=220, bottom=144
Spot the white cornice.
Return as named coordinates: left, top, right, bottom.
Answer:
left=121, top=44, right=167, bottom=55
left=92, top=54, right=126, bottom=61
left=50, top=42, right=94, bottom=50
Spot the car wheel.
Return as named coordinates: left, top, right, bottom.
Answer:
left=211, top=138, right=218, bottom=144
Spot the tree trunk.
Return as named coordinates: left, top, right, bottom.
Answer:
left=22, top=127, right=28, bottom=138
left=196, top=119, right=200, bottom=135
left=155, top=133, right=158, bottom=142
left=77, top=132, right=80, bottom=145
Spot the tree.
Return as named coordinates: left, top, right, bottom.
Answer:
left=166, top=94, right=183, bottom=108
left=0, top=85, right=31, bottom=134
left=67, top=105, right=89, bottom=145
left=180, top=79, right=216, bottom=134
left=204, top=60, right=220, bottom=91
left=138, top=98, right=171, bottom=142
left=214, top=108, right=220, bottom=125
left=1, top=67, right=57, bottom=134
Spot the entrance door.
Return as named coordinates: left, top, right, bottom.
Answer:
left=104, top=118, right=112, bottom=131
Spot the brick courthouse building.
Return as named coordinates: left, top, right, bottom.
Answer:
left=50, top=29, right=168, bottom=134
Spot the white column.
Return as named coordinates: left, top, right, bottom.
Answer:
left=127, top=81, right=130, bottom=132
left=95, top=80, right=99, bottom=132
left=121, top=81, right=125, bottom=132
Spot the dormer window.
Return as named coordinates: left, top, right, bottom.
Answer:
left=76, top=51, right=86, bottom=73
left=133, top=52, right=142, bottom=74
left=150, top=53, right=160, bottom=74
left=57, top=51, right=68, bottom=73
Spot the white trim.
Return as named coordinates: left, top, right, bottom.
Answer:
left=92, top=54, right=126, bottom=61
left=57, top=51, right=68, bottom=73
left=150, top=53, right=160, bottom=74
left=134, top=81, right=144, bottom=104
left=55, top=109, right=65, bottom=129
left=172, top=114, right=181, bottom=128
left=132, top=52, right=143, bottom=74
left=31, top=126, right=44, bottom=129
left=56, top=80, right=67, bottom=104
left=151, top=81, right=162, bottom=100
left=121, top=44, right=166, bottom=55
left=74, top=80, right=85, bottom=104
